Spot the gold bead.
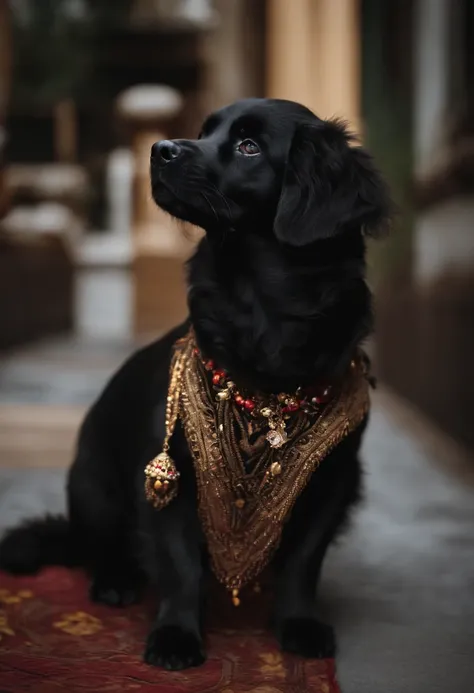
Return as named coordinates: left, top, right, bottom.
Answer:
left=232, top=597, right=241, bottom=607
left=270, top=462, right=282, bottom=476
left=154, top=480, right=162, bottom=490
left=217, top=390, right=230, bottom=401
left=235, top=498, right=245, bottom=509
left=232, top=588, right=239, bottom=597
left=261, top=407, right=272, bottom=418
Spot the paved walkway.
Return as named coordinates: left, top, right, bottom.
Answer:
left=0, top=336, right=137, bottom=405
left=0, top=336, right=134, bottom=467
left=324, top=393, right=474, bottom=693
left=0, top=340, right=473, bottom=693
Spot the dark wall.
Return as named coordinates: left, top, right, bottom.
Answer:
left=376, top=273, right=474, bottom=452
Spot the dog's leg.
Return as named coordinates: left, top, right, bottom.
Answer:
left=272, top=446, right=362, bottom=659
left=68, top=457, right=145, bottom=607
left=143, top=492, right=205, bottom=671
left=273, top=534, right=336, bottom=659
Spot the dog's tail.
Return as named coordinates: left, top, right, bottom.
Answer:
left=0, top=515, right=80, bottom=575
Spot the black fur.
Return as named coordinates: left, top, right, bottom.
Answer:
left=0, top=99, right=391, bottom=670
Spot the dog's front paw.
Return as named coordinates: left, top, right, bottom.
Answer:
left=278, top=617, right=336, bottom=659
left=144, top=625, right=206, bottom=670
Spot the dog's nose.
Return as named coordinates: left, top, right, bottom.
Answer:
left=151, top=140, right=181, bottom=164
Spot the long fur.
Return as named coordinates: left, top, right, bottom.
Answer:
left=0, top=98, right=391, bottom=670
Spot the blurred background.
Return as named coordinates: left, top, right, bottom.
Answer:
left=1, top=0, right=473, bottom=456
left=0, top=2, right=473, bottom=690
left=1, top=0, right=473, bottom=452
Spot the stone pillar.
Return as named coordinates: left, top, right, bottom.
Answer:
left=116, top=85, right=194, bottom=336
left=204, top=0, right=260, bottom=112
left=266, top=0, right=361, bottom=130
left=413, top=0, right=452, bottom=285
left=315, top=0, right=360, bottom=131
left=116, top=85, right=183, bottom=246
left=266, top=0, right=314, bottom=110
left=413, top=0, right=451, bottom=177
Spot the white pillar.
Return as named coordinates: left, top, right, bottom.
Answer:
left=413, top=0, right=457, bottom=285
left=413, top=0, right=451, bottom=176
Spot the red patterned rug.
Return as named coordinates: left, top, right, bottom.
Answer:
left=0, top=567, right=341, bottom=693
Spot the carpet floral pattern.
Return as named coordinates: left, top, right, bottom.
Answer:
left=0, top=568, right=341, bottom=693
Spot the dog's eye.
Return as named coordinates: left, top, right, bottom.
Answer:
left=237, top=139, right=260, bottom=157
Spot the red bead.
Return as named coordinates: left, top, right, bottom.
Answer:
left=235, top=394, right=244, bottom=405
left=215, top=369, right=226, bottom=379
left=244, top=399, right=255, bottom=412
left=193, top=347, right=200, bottom=356
left=212, top=373, right=222, bottom=385
left=287, top=402, right=299, bottom=412
left=205, top=360, right=214, bottom=371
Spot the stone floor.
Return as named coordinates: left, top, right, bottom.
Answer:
left=0, top=339, right=473, bottom=693
left=0, top=336, right=137, bottom=467
left=0, top=336, right=138, bottom=405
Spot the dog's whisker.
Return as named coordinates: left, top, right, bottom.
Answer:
left=176, top=176, right=234, bottom=226
left=200, top=191, right=219, bottom=224
left=208, top=184, right=234, bottom=226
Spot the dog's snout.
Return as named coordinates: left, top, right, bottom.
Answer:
left=152, top=140, right=182, bottom=164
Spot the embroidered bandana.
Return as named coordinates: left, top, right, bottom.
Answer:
left=145, top=331, right=370, bottom=596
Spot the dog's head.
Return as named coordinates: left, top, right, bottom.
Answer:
left=150, top=98, right=391, bottom=246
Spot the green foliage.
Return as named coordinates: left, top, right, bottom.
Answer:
left=10, top=0, right=132, bottom=109
left=361, top=0, right=414, bottom=287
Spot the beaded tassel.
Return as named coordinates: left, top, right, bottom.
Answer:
left=144, top=349, right=185, bottom=509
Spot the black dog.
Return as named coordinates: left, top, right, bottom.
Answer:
left=0, top=98, right=391, bottom=670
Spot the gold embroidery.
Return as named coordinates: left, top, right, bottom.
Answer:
left=53, top=611, right=103, bottom=636
left=0, top=588, right=33, bottom=606
left=1, top=596, right=21, bottom=604
left=17, top=590, right=33, bottom=599
left=0, top=609, right=14, bottom=639
left=149, top=332, right=370, bottom=596
left=259, top=652, right=286, bottom=678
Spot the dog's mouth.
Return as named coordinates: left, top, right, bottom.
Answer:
left=150, top=167, right=172, bottom=200
left=150, top=173, right=193, bottom=224
left=150, top=167, right=237, bottom=231
left=150, top=162, right=185, bottom=208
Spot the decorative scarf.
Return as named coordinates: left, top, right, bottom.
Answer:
left=145, top=331, right=370, bottom=601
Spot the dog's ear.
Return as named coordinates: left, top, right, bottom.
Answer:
left=274, top=119, right=392, bottom=246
